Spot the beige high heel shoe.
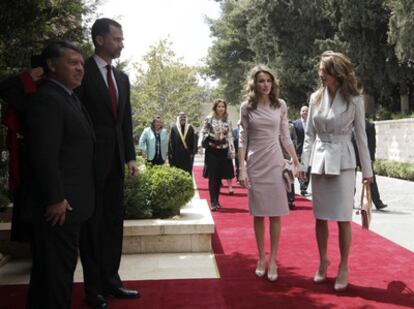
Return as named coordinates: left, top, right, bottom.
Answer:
left=255, top=260, right=265, bottom=277
left=334, top=267, right=349, bottom=291
left=313, top=260, right=330, bottom=283
left=267, top=263, right=278, bottom=282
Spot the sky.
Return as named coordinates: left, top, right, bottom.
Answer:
left=96, top=0, right=221, bottom=75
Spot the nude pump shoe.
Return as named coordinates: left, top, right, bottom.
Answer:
left=334, top=267, right=349, bottom=291
left=313, top=260, right=330, bottom=283
left=267, top=263, right=278, bottom=282
left=255, top=260, right=265, bottom=277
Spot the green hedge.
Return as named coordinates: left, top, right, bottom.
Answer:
left=374, top=159, right=414, bottom=181
left=124, top=164, right=194, bottom=219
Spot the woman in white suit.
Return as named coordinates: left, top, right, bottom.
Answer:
left=299, top=51, right=372, bottom=291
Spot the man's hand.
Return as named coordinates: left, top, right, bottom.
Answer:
left=127, top=160, right=139, bottom=177
left=45, top=199, right=72, bottom=226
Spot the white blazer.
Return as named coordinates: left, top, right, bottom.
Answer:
left=300, top=88, right=373, bottom=178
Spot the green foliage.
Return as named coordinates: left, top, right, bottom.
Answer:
left=207, top=0, right=414, bottom=115
left=374, top=159, right=414, bottom=180
left=0, top=0, right=99, bottom=78
left=124, top=165, right=194, bottom=219
left=131, top=38, right=211, bottom=134
left=387, top=0, right=414, bottom=61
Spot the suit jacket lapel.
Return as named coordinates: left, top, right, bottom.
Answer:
left=87, top=58, right=117, bottom=117
left=113, top=68, right=125, bottom=120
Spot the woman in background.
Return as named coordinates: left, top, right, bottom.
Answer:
left=199, top=99, right=235, bottom=211
left=238, top=65, right=299, bottom=282
left=299, top=51, right=372, bottom=291
left=139, top=115, right=169, bottom=165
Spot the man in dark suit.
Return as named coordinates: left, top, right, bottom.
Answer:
left=25, top=40, right=95, bottom=309
left=76, top=18, right=139, bottom=308
left=353, top=119, right=387, bottom=210
left=293, top=105, right=310, bottom=195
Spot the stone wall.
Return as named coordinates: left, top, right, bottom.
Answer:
left=375, top=118, right=414, bottom=163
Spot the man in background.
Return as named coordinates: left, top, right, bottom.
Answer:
left=293, top=105, right=310, bottom=195
left=353, top=119, right=387, bottom=210
left=168, top=112, right=197, bottom=175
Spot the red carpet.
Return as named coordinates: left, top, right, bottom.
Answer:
left=1, top=166, right=414, bottom=308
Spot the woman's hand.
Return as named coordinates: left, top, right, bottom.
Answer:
left=239, top=169, right=249, bottom=188
left=298, top=170, right=308, bottom=182
left=198, top=146, right=203, bottom=155
left=362, top=177, right=373, bottom=184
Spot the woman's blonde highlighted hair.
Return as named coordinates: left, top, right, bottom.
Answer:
left=244, top=64, right=280, bottom=110
left=313, top=50, right=361, bottom=107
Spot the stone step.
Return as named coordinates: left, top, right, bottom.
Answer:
left=0, top=198, right=214, bottom=258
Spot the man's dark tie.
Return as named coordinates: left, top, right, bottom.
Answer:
left=106, top=64, right=118, bottom=118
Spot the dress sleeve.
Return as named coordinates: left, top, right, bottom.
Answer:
left=238, top=102, right=249, bottom=149
left=198, top=116, right=211, bottom=147
left=279, top=99, right=293, bottom=151
left=227, top=120, right=235, bottom=153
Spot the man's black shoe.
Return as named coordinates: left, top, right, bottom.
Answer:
left=376, top=203, right=388, bottom=210
left=85, top=294, right=108, bottom=309
left=210, top=204, right=217, bottom=211
left=289, top=202, right=295, bottom=210
left=104, top=287, right=140, bottom=299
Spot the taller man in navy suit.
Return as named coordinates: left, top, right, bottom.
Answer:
left=76, top=18, right=139, bottom=309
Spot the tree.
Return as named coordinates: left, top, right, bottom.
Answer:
left=0, top=0, right=99, bottom=78
left=387, top=0, right=414, bottom=113
left=206, top=0, right=255, bottom=105
left=387, top=0, right=414, bottom=61
left=131, top=39, right=210, bottom=136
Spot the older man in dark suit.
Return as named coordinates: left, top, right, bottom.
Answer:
left=25, top=40, right=95, bottom=309
left=76, top=18, right=138, bottom=308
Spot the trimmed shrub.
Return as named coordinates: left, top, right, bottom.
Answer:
left=124, top=164, right=194, bottom=219
left=374, top=159, right=414, bottom=181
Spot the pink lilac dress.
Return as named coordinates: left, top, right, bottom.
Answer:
left=239, top=99, right=293, bottom=216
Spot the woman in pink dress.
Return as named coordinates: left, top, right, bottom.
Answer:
left=238, top=65, right=299, bottom=282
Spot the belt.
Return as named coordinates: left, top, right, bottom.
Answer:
left=317, top=133, right=351, bottom=143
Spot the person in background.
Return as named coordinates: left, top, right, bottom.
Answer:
left=238, top=64, right=299, bottom=282
left=0, top=63, right=44, bottom=242
left=139, top=115, right=169, bottom=165
left=198, top=98, right=235, bottom=211
left=76, top=17, right=139, bottom=308
left=282, top=120, right=297, bottom=209
left=352, top=118, right=387, bottom=210
left=168, top=112, right=197, bottom=175
left=293, top=105, right=310, bottom=195
left=232, top=122, right=240, bottom=182
left=299, top=51, right=372, bottom=292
